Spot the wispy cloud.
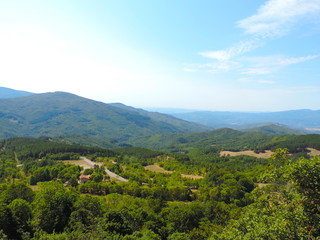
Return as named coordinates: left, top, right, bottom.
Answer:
left=241, top=54, right=320, bottom=75
left=238, top=0, right=320, bottom=37
left=238, top=77, right=276, bottom=84
left=193, top=0, right=320, bottom=75
left=199, top=39, right=261, bottom=61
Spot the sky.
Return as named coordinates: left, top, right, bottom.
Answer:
left=0, top=0, right=320, bottom=111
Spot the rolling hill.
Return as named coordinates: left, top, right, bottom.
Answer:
left=0, top=91, right=209, bottom=146
left=128, top=127, right=320, bottom=152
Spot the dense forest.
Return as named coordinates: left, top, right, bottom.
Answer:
left=0, top=137, right=320, bottom=239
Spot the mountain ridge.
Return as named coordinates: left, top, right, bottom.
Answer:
left=0, top=86, right=34, bottom=98
left=171, top=110, right=320, bottom=132
left=0, top=91, right=210, bottom=145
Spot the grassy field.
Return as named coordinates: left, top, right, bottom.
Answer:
left=144, top=164, right=203, bottom=179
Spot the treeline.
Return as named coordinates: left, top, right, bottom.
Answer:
left=0, top=181, right=234, bottom=240
left=0, top=137, right=116, bottom=161
left=128, top=128, right=320, bottom=153
left=264, top=134, right=320, bottom=152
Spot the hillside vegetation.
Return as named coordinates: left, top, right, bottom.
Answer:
left=0, top=137, right=320, bottom=239
left=129, top=128, right=320, bottom=153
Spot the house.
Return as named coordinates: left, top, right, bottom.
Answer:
left=78, top=174, right=91, bottom=184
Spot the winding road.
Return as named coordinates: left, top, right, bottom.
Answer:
left=80, top=157, right=128, bottom=182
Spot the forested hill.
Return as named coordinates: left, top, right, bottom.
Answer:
left=129, top=128, right=320, bottom=152
left=0, top=91, right=209, bottom=142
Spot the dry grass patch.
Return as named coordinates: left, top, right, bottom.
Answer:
left=307, top=148, right=320, bottom=157
left=144, top=165, right=203, bottom=179
left=181, top=174, right=204, bottom=179
left=220, top=150, right=273, bottom=159
left=144, top=164, right=173, bottom=174
left=63, top=160, right=93, bottom=169
left=257, top=183, right=271, bottom=188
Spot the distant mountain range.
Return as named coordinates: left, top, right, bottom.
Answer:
left=1, top=87, right=319, bottom=149
left=171, top=110, right=320, bottom=133
left=0, top=89, right=209, bottom=147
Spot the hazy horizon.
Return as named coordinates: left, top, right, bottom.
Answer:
left=1, top=0, right=319, bottom=111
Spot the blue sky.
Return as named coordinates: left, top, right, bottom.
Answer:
left=0, top=0, right=319, bottom=111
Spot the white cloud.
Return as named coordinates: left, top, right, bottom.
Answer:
left=238, top=0, right=320, bottom=37
left=241, top=68, right=272, bottom=75
left=278, top=55, right=320, bottom=65
left=258, top=80, right=276, bottom=84
left=241, top=54, right=319, bottom=75
left=195, top=0, right=320, bottom=75
left=183, top=67, right=197, bottom=72
left=199, top=39, right=261, bottom=61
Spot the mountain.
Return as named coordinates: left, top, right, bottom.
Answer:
left=0, top=91, right=209, bottom=146
left=172, top=110, right=320, bottom=131
left=0, top=87, right=34, bottom=98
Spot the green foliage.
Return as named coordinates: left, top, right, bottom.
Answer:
left=9, top=199, right=33, bottom=238
left=32, top=182, right=78, bottom=233
left=1, top=137, right=320, bottom=239
left=0, top=182, right=34, bottom=204
left=211, top=186, right=310, bottom=239
left=68, top=195, right=103, bottom=233
left=0, top=137, right=116, bottom=162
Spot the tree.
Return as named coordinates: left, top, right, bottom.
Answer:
left=0, top=182, right=34, bottom=204
left=0, top=201, right=15, bottom=239
left=9, top=199, right=33, bottom=239
left=68, top=195, right=103, bottom=232
left=270, top=148, right=289, bottom=167
left=32, top=182, right=77, bottom=233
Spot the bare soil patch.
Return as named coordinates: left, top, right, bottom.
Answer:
left=144, top=165, right=203, bottom=179
left=220, top=150, right=274, bottom=159
left=257, top=183, right=270, bottom=188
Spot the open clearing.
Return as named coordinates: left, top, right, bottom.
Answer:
left=145, top=164, right=173, bottom=174
left=307, top=148, right=320, bottom=156
left=144, top=164, right=204, bottom=179
left=221, top=148, right=320, bottom=159
left=220, top=150, right=274, bottom=159
left=63, top=160, right=93, bottom=169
